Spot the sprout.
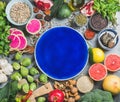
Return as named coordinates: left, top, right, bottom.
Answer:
left=22, top=83, right=29, bottom=93
left=29, top=67, right=39, bottom=76
left=15, top=52, right=22, bottom=61
left=26, top=99, right=30, bottom=102
left=21, top=57, right=31, bottom=67
left=11, top=72, right=22, bottom=81
left=27, top=75, right=34, bottom=83
left=12, top=62, right=20, bottom=70
left=39, top=74, right=48, bottom=83
left=30, top=82, right=37, bottom=91
left=20, top=66, right=29, bottom=77
left=18, top=79, right=28, bottom=90
left=37, top=97, right=46, bottom=102
left=15, top=97, right=21, bottom=102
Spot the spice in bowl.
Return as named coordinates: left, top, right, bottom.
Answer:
left=10, top=2, right=31, bottom=24
left=89, top=13, right=108, bottom=31
left=74, top=13, right=88, bottom=27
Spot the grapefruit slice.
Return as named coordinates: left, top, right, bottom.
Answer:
left=104, top=54, right=120, bottom=72
left=8, top=34, right=20, bottom=50
left=26, top=19, right=41, bottom=35
left=89, top=63, right=107, bottom=81
left=17, top=35, right=27, bottom=50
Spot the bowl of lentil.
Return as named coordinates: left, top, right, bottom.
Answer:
left=5, top=0, right=33, bottom=26
left=89, top=13, right=108, bottom=32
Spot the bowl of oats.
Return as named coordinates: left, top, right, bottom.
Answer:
left=5, top=0, right=33, bottom=26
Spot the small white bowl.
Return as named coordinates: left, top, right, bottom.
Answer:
left=98, top=29, right=119, bottom=50
left=5, top=0, right=33, bottom=26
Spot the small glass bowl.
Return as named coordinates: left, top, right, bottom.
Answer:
left=74, top=13, right=88, bottom=27
left=5, top=0, right=33, bottom=26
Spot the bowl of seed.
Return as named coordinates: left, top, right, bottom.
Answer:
left=5, top=0, right=33, bottom=26
left=74, top=13, right=88, bottom=27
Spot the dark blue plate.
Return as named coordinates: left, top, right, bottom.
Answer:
left=35, top=26, right=88, bottom=80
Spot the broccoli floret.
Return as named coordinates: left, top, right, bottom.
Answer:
left=78, top=89, right=114, bottom=102
left=93, top=89, right=113, bottom=102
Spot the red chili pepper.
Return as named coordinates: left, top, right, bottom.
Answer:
left=21, top=90, right=33, bottom=102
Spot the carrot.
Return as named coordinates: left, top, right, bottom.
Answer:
left=84, top=29, right=95, bottom=40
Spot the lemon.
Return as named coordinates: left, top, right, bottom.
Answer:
left=89, top=48, right=105, bottom=63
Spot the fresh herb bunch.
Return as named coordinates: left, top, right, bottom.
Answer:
left=0, top=1, right=10, bottom=56
left=93, top=0, right=120, bottom=25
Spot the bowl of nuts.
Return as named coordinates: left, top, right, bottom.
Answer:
left=5, top=0, right=33, bottom=26
left=98, top=28, right=119, bottom=50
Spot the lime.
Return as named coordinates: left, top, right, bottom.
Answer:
left=89, top=48, right=105, bottom=63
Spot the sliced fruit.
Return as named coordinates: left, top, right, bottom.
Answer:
left=89, top=47, right=105, bottom=63
left=26, top=19, right=41, bottom=35
left=11, top=29, right=24, bottom=35
left=10, top=28, right=17, bottom=34
left=17, top=35, right=27, bottom=50
left=8, top=34, right=20, bottom=50
left=103, top=75, right=120, bottom=94
left=104, top=54, right=120, bottom=72
left=76, top=75, right=94, bottom=93
left=89, top=63, right=107, bottom=81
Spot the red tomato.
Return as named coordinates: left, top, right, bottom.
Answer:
left=48, top=89, right=64, bottom=102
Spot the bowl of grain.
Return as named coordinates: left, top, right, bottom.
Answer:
left=5, top=0, right=33, bottom=26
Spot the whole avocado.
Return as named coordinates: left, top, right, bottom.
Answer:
left=57, top=3, right=72, bottom=19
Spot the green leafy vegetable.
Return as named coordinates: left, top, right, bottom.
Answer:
left=0, top=81, right=19, bottom=102
left=0, top=1, right=10, bottom=56
left=93, top=0, right=120, bottom=25
left=78, top=89, right=114, bottom=102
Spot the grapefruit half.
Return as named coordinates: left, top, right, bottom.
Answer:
left=104, top=54, right=120, bottom=72
left=89, top=63, right=107, bottom=81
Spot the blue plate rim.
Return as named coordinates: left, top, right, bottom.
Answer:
left=34, top=26, right=89, bottom=81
